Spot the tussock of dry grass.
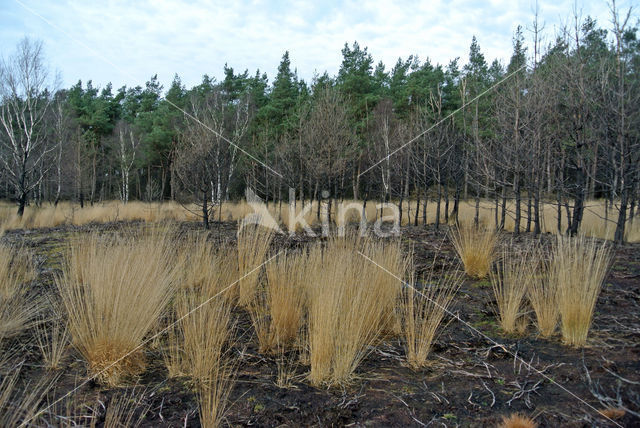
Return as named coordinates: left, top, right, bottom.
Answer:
left=266, top=252, right=306, bottom=348
left=35, top=317, right=69, bottom=371
left=0, top=363, right=58, bottom=427
left=399, top=268, right=462, bottom=369
left=306, top=236, right=408, bottom=385
left=168, top=288, right=235, bottom=427
left=99, top=389, right=150, bottom=428
left=0, top=246, right=39, bottom=343
left=599, top=407, right=626, bottom=420
left=450, top=223, right=498, bottom=279
left=490, top=245, right=540, bottom=334
left=0, top=245, right=36, bottom=300
left=499, top=413, right=538, bottom=428
left=527, top=252, right=558, bottom=337
left=275, top=345, right=301, bottom=388
left=247, top=290, right=272, bottom=354
left=551, top=235, right=612, bottom=347
left=197, top=361, right=235, bottom=428
left=237, top=225, right=273, bottom=307
left=177, top=237, right=238, bottom=300
left=166, top=240, right=238, bottom=379
left=248, top=251, right=307, bottom=353
left=57, top=231, right=177, bottom=385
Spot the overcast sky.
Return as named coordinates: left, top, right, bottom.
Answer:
left=1, top=0, right=632, bottom=92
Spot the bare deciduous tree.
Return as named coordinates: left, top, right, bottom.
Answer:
left=0, top=38, right=58, bottom=216
left=301, top=86, right=357, bottom=220
left=175, top=88, right=251, bottom=228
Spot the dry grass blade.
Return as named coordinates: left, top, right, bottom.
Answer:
left=450, top=223, right=498, bottom=279
left=57, top=230, right=177, bottom=385
left=237, top=225, right=274, bottom=307
left=490, top=245, right=539, bottom=334
left=551, top=235, right=612, bottom=347
left=399, top=268, right=462, bottom=369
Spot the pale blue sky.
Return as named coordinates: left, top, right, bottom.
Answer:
left=1, top=0, right=632, bottom=91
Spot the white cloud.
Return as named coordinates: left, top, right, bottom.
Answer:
left=0, top=0, right=623, bottom=91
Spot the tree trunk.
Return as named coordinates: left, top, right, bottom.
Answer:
left=435, top=184, right=441, bottom=228
left=444, top=186, right=450, bottom=224
left=533, top=186, right=541, bottom=236
left=568, top=167, right=585, bottom=236
left=202, top=190, right=210, bottom=230
left=526, top=190, right=532, bottom=233
left=17, top=191, right=27, bottom=217
left=500, top=186, right=506, bottom=230
left=451, top=182, right=460, bottom=226
left=414, top=194, right=420, bottom=226
left=614, top=187, right=628, bottom=243
left=514, top=178, right=521, bottom=235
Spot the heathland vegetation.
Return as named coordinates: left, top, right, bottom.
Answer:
left=1, top=6, right=639, bottom=242
left=0, top=224, right=628, bottom=426
left=0, top=3, right=639, bottom=427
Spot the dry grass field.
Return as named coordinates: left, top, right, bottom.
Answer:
left=1, top=198, right=638, bottom=242
left=0, top=214, right=638, bottom=426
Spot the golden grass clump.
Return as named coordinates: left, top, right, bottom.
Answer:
left=550, top=235, right=612, bottom=347
left=99, top=390, right=149, bottom=428
left=0, top=245, right=36, bottom=300
left=197, top=362, right=235, bottom=428
left=237, top=225, right=274, bottom=306
left=35, top=318, right=69, bottom=371
left=599, top=407, right=626, bottom=420
left=266, top=252, right=306, bottom=347
left=57, top=231, right=177, bottom=386
left=306, top=236, right=408, bottom=385
left=246, top=289, right=272, bottom=354
left=177, top=236, right=238, bottom=299
left=0, top=363, right=58, bottom=427
left=490, top=245, right=540, bottom=334
left=248, top=251, right=307, bottom=353
left=399, top=267, right=462, bottom=369
left=0, top=208, right=10, bottom=235
left=175, top=290, right=233, bottom=382
left=527, top=251, right=558, bottom=338
left=168, top=288, right=235, bottom=427
left=499, top=413, right=538, bottom=428
left=450, top=223, right=498, bottom=279
left=0, top=246, right=39, bottom=343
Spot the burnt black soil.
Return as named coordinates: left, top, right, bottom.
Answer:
left=1, top=221, right=639, bottom=427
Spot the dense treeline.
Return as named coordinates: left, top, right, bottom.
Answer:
left=1, top=9, right=639, bottom=241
